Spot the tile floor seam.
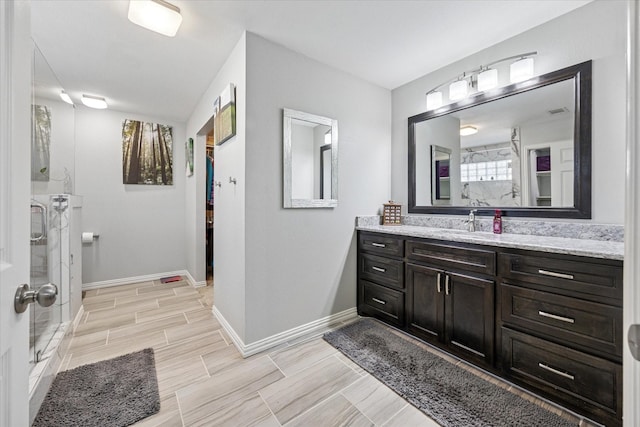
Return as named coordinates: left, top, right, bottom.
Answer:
left=217, top=329, right=229, bottom=346
left=333, top=353, right=364, bottom=376
left=277, top=386, right=353, bottom=427
left=257, top=390, right=283, bottom=427
left=379, top=403, right=410, bottom=427
left=198, top=354, right=212, bottom=378
left=174, top=391, right=187, bottom=427
left=266, top=354, right=288, bottom=378
left=105, top=329, right=110, bottom=345
left=338, top=390, right=379, bottom=427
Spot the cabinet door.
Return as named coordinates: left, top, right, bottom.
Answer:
left=406, top=263, right=444, bottom=344
left=445, top=272, right=495, bottom=365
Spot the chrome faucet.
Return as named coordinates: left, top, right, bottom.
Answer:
left=466, top=209, right=477, bottom=232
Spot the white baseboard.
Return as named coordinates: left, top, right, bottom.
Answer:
left=184, top=270, right=207, bottom=288
left=82, top=270, right=203, bottom=290
left=213, top=306, right=358, bottom=358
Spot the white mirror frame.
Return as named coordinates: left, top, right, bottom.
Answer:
left=283, top=108, right=338, bottom=208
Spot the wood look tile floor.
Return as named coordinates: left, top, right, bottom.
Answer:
left=63, top=278, right=598, bottom=427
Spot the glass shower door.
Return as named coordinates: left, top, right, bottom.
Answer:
left=29, top=199, right=62, bottom=364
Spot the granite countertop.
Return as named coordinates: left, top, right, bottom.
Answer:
left=356, top=224, right=624, bottom=260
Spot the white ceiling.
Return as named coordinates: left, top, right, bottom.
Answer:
left=31, top=0, right=591, bottom=123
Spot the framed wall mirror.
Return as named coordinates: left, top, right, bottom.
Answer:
left=409, top=60, right=592, bottom=218
left=283, top=108, right=338, bottom=208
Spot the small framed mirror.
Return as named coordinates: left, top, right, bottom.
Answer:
left=283, top=108, right=338, bottom=208
left=431, top=145, right=452, bottom=206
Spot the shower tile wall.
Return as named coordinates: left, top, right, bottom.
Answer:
left=460, top=134, right=522, bottom=207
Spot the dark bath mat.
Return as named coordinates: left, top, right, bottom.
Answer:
left=324, top=318, right=577, bottom=427
left=32, top=348, right=160, bottom=427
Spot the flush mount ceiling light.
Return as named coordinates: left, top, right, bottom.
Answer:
left=81, top=94, right=108, bottom=109
left=460, top=125, right=478, bottom=136
left=59, top=90, right=74, bottom=105
left=128, top=0, right=183, bottom=37
left=424, top=52, right=537, bottom=111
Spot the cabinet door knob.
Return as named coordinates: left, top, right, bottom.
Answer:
left=436, top=272, right=442, bottom=293
left=445, top=274, right=451, bottom=295
left=538, top=269, right=574, bottom=280
left=538, top=362, right=575, bottom=381
left=371, top=297, right=386, bottom=305
left=538, top=310, right=575, bottom=324
left=371, top=242, right=386, bottom=248
left=372, top=266, right=386, bottom=273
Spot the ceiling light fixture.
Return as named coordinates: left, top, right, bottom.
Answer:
left=426, top=91, right=443, bottom=111
left=460, top=125, right=478, bottom=136
left=510, top=57, right=535, bottom=83
left=60, top=91, right=74, bottom=105
left=425, top=51, right=537, bottom=111
left=81, top=94, right=108, bottom=109
left=128, top=0, right=183, bottom=37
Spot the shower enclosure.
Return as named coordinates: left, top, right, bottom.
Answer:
left=29, top=41, right=82, bottom=423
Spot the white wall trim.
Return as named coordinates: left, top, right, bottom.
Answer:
left=624, top=1, right=639, bottom=426
left=213, top=306, right=358, bottom=358
left=183, top=270, right=207, bottom=288
left=82, top=270, right=204, bottom=290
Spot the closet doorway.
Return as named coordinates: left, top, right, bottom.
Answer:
left=205, top=131, right=214, bottom=285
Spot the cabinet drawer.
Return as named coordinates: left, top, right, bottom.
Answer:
left=359, top=280, right=404, bottom=327
left=498, top=253, right=623, bottom=305
left=406, top=240, right=495, bottom=275
left=360, top=253, right=404, bottom=290
left=502, top=328, right=621, bottom=425
left=501, top=284, right=622, bottom=360
left=359, top=232, right=404, bottom=257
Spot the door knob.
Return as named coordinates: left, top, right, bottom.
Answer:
left=14, top=283, right=58, bottom=313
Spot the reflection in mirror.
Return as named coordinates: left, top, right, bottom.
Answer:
left=283, top=109, right=338, bottom=208
left=431, top=145, right=451, bottom=205
left=410, top=61, right=591, bottom=218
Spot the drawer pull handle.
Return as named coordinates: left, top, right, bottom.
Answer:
left=538, top=269, right=574, bottom=280
left=372, top=297, right=386, bottom=305
left=371, top=243, right=386, bottom=248
left=372, top=266, right=386, bottom=273
left=538, top=363, right=575, bottom=381
left=445, top=275, right=451, bottom=295
left=436, top=272, right=442, bottom=293
left=538, top=310, right=575, bottom=324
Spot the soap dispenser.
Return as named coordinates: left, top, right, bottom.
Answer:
left=493, top=209, right=502, bottom=234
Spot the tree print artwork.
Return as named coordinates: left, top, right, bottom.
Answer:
left=122, top=119, right=173, bottom=185
left=32, top=104, right=51, bottom=181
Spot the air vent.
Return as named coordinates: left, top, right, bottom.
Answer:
left=548, top=107, right=569, bottom=115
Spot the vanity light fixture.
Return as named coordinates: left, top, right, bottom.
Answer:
left=426, top=91, right=443, bottom=110
left=477, top=68, right=498, bottom=92
left=460, top=125, right=478, bottom=136
left=510, top=57, right=535, bottom=83
left=425, top=51, right=537, bottom=111
left=59, top=91, right=73, bottom=105
left=128, top=0, right=183, bottom=37
left=81, top=94, right=108, bottom=109
left=449, top=79, right=469, bottom=101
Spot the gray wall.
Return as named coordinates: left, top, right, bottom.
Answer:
left=75, top=107, right=186, bottom=284
left=185, top=33, right=247, bottom=339
left=243, top=33, right=391, bottom=343
left=391, top=1, right=626, bottom=224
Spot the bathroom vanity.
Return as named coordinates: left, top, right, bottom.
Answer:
left=356, top=224, right=623, bottom=427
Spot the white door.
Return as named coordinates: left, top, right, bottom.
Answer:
left=549, top=140, right=573, bottom=207
left=0, top=2, right=32, bottom=426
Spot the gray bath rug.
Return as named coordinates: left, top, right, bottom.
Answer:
left=324, top=318, right=576, bottom=427
left=32, top=348, right=160, bottom=427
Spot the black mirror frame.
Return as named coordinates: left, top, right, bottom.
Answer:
left=408, top=60, right=592, bottom=218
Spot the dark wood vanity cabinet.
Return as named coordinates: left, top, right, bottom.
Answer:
left=498, top=251, right=623, bottom=427
left=357, top=230, right=623, bottom=427
left=357, top=232, right=405, bottom=327
left=405, top=240, right=495, bottom=367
